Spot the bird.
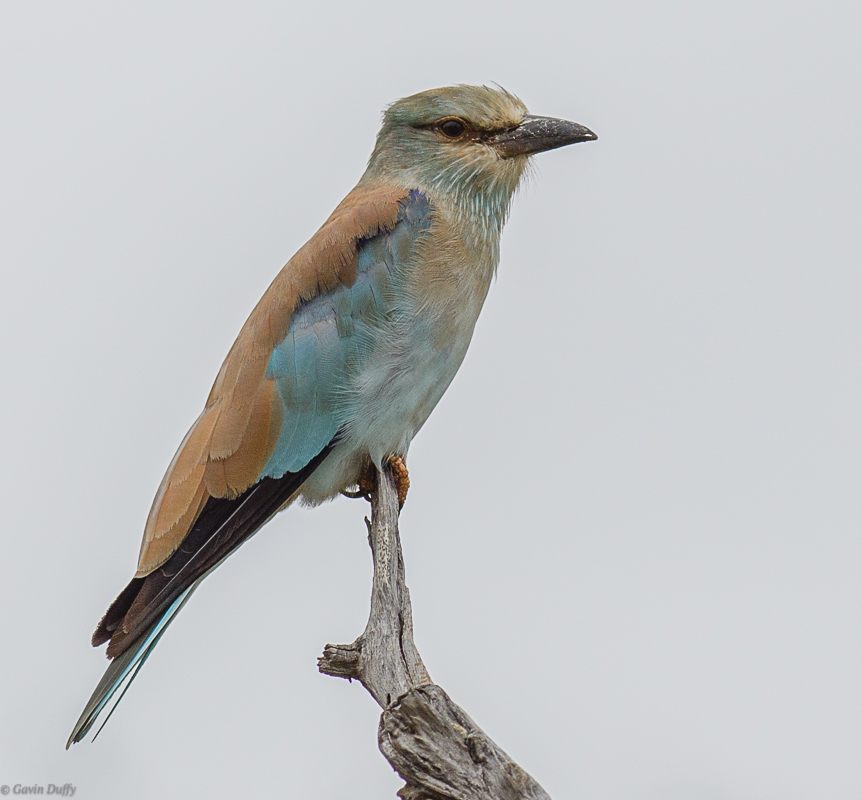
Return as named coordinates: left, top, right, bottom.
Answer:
left=67, top=84, right=596, bottom=747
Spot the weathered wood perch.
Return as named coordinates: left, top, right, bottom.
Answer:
left=318, top=464, right=552, bottom=800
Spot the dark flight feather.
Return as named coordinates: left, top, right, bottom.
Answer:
left=67, top=439, right=337, bottom=747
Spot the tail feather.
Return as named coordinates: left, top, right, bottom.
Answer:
left=67, top=437, right=340, bottom=748
left=66, top=581, right=200, bottom=748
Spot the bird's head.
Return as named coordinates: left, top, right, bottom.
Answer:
left=365, top=85, right=596, bottom=229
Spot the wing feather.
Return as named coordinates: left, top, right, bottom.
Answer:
left=134, top=182, right=407, bottom=576
left=74, top=187, right=436, bottom=749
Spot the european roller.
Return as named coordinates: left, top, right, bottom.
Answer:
left=67, top=85, right=596, bottom=746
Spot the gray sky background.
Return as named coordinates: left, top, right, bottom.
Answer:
left=1, top=1, right=859, bottom=798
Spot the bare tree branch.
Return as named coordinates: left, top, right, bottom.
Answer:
left=319, top=463, right=552, bottom=800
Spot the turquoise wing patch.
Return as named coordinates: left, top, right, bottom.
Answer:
left=261, top=191, right=431, bottom=478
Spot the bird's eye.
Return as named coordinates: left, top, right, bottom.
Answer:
left=439, top=119, right=466, bottom=138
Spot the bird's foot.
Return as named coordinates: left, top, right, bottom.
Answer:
left=341, top=462, right=376, bottom=502
left=388, top=454, right=409, bottom=508
left=341, top=455, right=409, bottom=508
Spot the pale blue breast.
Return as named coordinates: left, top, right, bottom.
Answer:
left=261, top=191, right=432, bottom=478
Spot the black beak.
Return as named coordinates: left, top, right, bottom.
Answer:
left=491, top=115, right=597, bottom=158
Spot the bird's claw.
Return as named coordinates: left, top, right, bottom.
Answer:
left=341, top=455, right=409, bottom=508
left=388, top=454, right=409, bottom=508
left=341, top=461, right=376, bottom=502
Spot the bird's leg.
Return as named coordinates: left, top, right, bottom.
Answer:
left=342, top=456, right=408, bottom=508
left=388, top=454, right=409, bottom=508
left=341, top=460, right=377, bottom=502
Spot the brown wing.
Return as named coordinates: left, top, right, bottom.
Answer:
left=134, top=181, right=408, bottom=577
left=91, top=181, right=408, bottom=661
